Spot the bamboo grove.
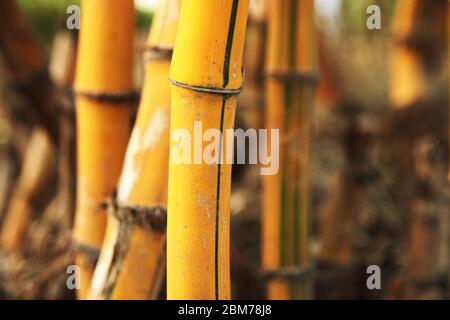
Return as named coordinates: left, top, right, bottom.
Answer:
left=0, top=0, right=448, bottom=301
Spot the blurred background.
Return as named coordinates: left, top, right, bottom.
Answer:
left=0, top=0, right=448, bottom=300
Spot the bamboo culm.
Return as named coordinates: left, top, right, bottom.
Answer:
left=89, top=0, right=180, bottom=300
left=167, top=0, right=250, bottom=300
left=72, top=0, right=134, bottom=299
left=263, top=0, right=317, bottom=300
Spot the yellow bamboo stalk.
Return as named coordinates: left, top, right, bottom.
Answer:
left=167, top=0, right=250, bottom=300
left=73, top=0, right=134, bottom=299
left=263, top=0, right=290, bottom=300
left=263, top=0, right=316, bottom=300
left=293, top=0, right=316, bottom=300
left=89, top=0, right=181, bottom=300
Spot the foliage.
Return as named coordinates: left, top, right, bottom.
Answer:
left=18, top=0, right=152, bottom=49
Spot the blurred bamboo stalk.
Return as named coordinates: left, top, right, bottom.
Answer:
left=263, top=0, right=317, bottom=300
left=0, top=27, right=76, bottom=277
left=238, top=0, right=267, bottom=129
left=72, top=0, right=134, bottom=299
left=315, top=32, right=342, bottom=110
left=390, top=0, right=447, bottom=109
left=0, top=150, right=14, bottom=223
left=389, top=0, right=424, bottom=109
left=167, top=0, right=250, bottom=300
left=0, top=1, right=66, bottom=257
left=0, top=128, right=54, bottom=253
left=49, top=31, right=78, bottom=230
left=388, top=0, right=449, bottom=299
left=89, top=0, right=180, bottom=300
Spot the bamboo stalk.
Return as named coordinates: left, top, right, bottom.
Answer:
left=167, top=0, right=250, bottom=300
left=263, top=0, right=317, bottom=300
left=315, top=32, right=341, bottom=109
left=50, top=31, right=78, bottom=229
left=238, top=0, right=267, bottom=129
left=0, top=128, right=54, bottom=253
left=263, top=0, right=290, bottom=300
left=73, top=0, right=134, bottom=299
left=0, top=150, right=14, bottom=223
left=0, top=6, right=75, bottom=255
left=386, top=0, right=449, bottom=298
left=89, top=0, right=181, bottom=300
left=0, top=25, right=78, bottom=259
left=389, top=0, right=424, bottom=109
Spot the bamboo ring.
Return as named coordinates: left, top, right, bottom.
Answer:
left=265, top=70, right=320, bottom=85
left=74, top=89, right=140, bottom=103
left=102, top=195, right=167, bottom=232
left=141, top=46, right=173, bottom=62
left=262, top=264, right=315, bottom=281
left=113, top=204, right=167, bottom=232
left=168, top=78, right=243, bottom=96
left=70, top=239, right=100, bottom=266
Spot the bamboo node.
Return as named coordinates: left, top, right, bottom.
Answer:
left=103, top=196, right=167, bottom=232
left=141, top=46, right=173, bottom=62
left=262, top=264, right=315, bottom=281
left=265, top=70, right=320, bottom=85
left=168, top=78, right=243, bottom=97
left=74, top=89, right=139, bottom=103
left=70, top=239, right=100, bottom=266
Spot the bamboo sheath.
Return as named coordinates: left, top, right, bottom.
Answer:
left=263, top=0, right=316, bottom=300
left=89, top=0, right=181, bottom=300
left=73, top=0, right=134, bottom=299
left=167, top=0, right=249, bottom=300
